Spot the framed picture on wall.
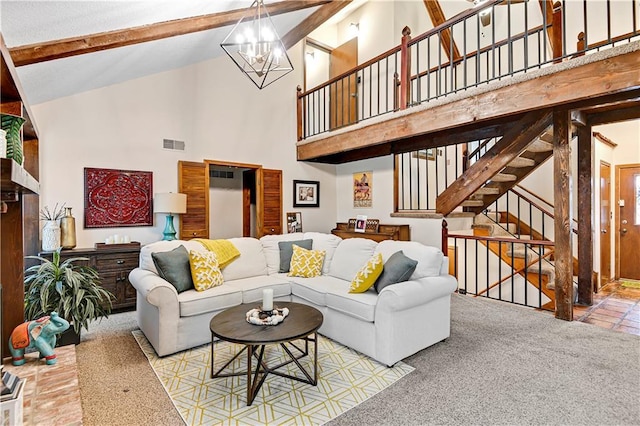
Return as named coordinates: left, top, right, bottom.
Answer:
left=353, top=171, right=372, bottom=208
left=293, top=180, right=320, bottom=207
left=286, top=212, right=303, bottom=233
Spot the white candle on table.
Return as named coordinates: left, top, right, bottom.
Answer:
left=262, top=289, right=273, bottom=311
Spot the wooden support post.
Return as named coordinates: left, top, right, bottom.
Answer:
left=576, top=31, right=586, bottom=57
left=441, top=219, right=448, bottom=254
left=296, top=85, right=303, bottom=141
left=399, top=26, right=412, bottom=110
left=576, top=124, right=594, bottom=305
left=551, top=1, right=563, bottom=63
left=553, top=109, right=573, bottom=320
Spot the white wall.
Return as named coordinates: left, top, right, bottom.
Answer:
left=209, top=174, right=243, bottom=239
left=32, top=41, right=337, bottom=248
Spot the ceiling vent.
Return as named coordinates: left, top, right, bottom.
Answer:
left=163, top=139, right=185, bottom=151
left=210, top=170, right=234, bottom=179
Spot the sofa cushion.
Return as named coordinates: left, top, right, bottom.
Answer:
left=325, top=289, right=378, bottom=322
left=328, top=238, right=378, bottom=281
left=222, top=275, right=292, bottom=305
left=221, top=238, right=268, bottom=281
left=288, top=275, right=348, bottom=307
left=140, top=240, right=205, bottom=274
left=304, top=232, right=342, bottom=274
left=289, top=245, right=325, bottom=278
left=188, top=250, right=224, bottom=292
left=374, top=250, right=418, bottom=293
left=260, top=233, right=305, bottom=275
left=193, top=238, right=240, bottom=268
left=151, top=245, right=194, bottom=293
left=375, top=240, right=443, bottom=280
left=278, top=239, right=313, bottom=272
left=177, top=285, right=243, bottom=317
left=350, top=253, right=383, bottom=293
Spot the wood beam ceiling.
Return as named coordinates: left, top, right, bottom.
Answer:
left=9, top=0, right=334, bottom=67
left=282, top=1, right=352, bottom=49
left=423, top=0, right=461, bottom=62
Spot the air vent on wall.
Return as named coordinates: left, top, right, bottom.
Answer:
left=163, top=139, right=185, bottom=151
left=210, top=170, right=234, bottom=179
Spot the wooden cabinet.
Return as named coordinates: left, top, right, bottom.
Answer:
left=1, top=33, right=40, bottom=359
left=331, top=222, right=411, bottom=242
left=40, top=245, right=140, bottom=311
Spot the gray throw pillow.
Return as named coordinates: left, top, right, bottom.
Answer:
left=151, top=245, right=194, bottom=293
left=278, top=239, right=313, bottom=272
left=374, top=250, right=418, bottom=293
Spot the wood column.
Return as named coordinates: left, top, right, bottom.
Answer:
left=576, top=124, right=594, bottom=305
left=399, top=26, right=411, bottom=110
left=553, top=109, right=573, bottom=320
left=296, top=85, right=303, bottom=141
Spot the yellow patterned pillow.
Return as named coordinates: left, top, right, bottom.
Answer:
left=349, top=253, right=384, bottom=293
left=189, top=250, right=224, bottom=291
left=288, top=244, right=326, bottom=278
left=193, top=239, right=240, bottom=268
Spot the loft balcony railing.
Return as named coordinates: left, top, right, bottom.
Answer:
left=297, top=0, right=640, bottom=141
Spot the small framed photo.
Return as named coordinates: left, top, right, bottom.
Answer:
left=354, top=215, right=367, bottom=233
left=293, top=180, right=320, bottom=207
left=286, top=212, right=303, bottom=233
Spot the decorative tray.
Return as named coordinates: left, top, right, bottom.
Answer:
left=246, top=307, right=290, bottom=326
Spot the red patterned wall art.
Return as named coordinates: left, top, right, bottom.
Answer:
left=84, top=168, right=153, bottom=228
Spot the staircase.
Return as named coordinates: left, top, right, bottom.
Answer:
left=436, top=111, right=554, bottom=216
left=473, top=211, right=578, bottom=310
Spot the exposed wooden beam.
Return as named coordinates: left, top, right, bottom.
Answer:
left=587, top=102, right=640, bottom=126
left=297, top=49, right=640, bottom=162
left=423, top=0, right=461, bottom=62
left=9, top=0, right=331, bottom=67
left=593, top=132, right=617, bottom=148
left=282, top=1, right=352, bottom=50
left=553, top=109, right=573, bottom=321
left=576, top=123, right=594, bottom=306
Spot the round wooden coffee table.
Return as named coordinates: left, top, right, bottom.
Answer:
left=209, top=301, right=323, bottom=406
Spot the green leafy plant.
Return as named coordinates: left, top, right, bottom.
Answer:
left=24, top=248, right=114, bottom=334
left=40, top=203, right=66, bottom=221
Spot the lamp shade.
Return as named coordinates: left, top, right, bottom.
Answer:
left=154, top=193, right=187, bottom=214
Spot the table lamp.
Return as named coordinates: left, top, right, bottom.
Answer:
left=154, top=193, right=187, bottom=241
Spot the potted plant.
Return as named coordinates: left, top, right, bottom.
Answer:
left=24, top=248, right=114, bottom=345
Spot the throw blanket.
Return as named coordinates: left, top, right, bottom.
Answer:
left=193, top=239, right=240, bottom=268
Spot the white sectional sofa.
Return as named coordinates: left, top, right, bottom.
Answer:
left=129, top=232, right=457, bottom=366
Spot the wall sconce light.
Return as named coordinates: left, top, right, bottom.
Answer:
left=348, top=22, right=360, bottom=39
left=305, top=50, right=315, bottom=63
left=154, top=193, right=187, bottom=241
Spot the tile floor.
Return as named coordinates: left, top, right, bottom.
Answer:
left=2, top=281, right=638, bottom=425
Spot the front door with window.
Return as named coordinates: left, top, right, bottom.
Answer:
left=617, top=164, right=640, bottom=280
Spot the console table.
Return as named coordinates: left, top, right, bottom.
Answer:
left=39, top=245, right=140, bottom=311
left=331, top=222, right=410, bottom=242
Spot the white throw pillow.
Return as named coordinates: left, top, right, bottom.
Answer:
left=328, top=238, right=378, bottom=281
left=375, top=240, right=443, bottom=279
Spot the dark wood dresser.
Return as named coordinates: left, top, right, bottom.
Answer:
left=39, top=244, right=140, bottom=311
left=331, top=222, right=410, bottom=242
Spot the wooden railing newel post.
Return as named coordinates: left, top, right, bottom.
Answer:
left=551, top=1, right=563, bottom=63
left=296, top=85, right=303, bottom=141
left=400, top=26, right=412, bottom=110
left=575, top=31, right=585, bottom=57
left=441, top=219, right=448, bottom=254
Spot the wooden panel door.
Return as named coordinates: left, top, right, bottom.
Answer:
left=617, top=164, right=640, bottom=280
left=178, top=161, right=209, bottom=240
left=599, top=161, right=611, bottom=289
left=329, top=37, right=358, bottom=129
left=256, top=168, right=282, bottom=237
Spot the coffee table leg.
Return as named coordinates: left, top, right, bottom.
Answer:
left=313, top=332, right=318, bottom=384
left=246, top=345, right=253, bottom=405
left=210, top=332, right=215, bottom=379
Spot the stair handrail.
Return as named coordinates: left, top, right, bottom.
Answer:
left=464, top=137, right=496, bottom=171
left=512, top=185, right=578, bottom=234
left=477, top=249, right=555, bottom=297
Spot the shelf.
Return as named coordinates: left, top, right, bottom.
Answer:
left=1, top=158, right=39, bottom=195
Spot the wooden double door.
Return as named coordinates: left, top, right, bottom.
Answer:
left=178, top=160, right=282, bottom=239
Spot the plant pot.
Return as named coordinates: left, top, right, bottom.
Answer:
left=56, top=327, right=81, bottom=347
left=42, top=220, right=61, bottom=251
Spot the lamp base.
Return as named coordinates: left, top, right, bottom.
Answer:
left=162, top=214, right=177, bottom=241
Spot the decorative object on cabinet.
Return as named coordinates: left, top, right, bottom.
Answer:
left=220, top=0, right=293, bottom=89
left=0, top=113, right=25, bottom=165
left=60, top=206, right=76, bottom=249
left=293, top=180, right=319, bottom=207
left=353, top=171, right=372, bottom=208
left=286, top=211, right=302, bottom=233
left=84, top=167, right=153, bottom=228
left=25, top=248, right=114, bottom=339
left=40, top=203, right=65, bottom=252
left=331, top=221, right=410, bottom=242
left=8, top=312, right=70, bottom=366
left=154, top=192, right=187, bottom=241
left=354, top=215, right=368, bottom=233
left=37, top=245, right=139, bottom=314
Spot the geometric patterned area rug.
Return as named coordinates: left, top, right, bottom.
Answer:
left=132, top=330, right=414, bottom=426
